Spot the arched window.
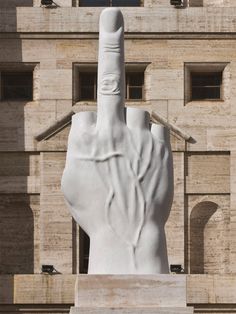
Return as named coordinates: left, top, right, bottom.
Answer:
left=190, top=201, right=218, bottom=274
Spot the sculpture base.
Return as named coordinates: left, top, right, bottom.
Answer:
left=70, top=307, right=193, bottom=314
left=69, top=275, right=193, bottom=314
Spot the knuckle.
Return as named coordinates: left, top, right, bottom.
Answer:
left=100, top=74, right=121, bottom=95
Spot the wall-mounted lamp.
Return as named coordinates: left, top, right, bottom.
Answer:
left=170, top=264, right=184, bottom=273
left=41, top=264, right=61, bottom=274
left=170, top=0, right=184, bottom=7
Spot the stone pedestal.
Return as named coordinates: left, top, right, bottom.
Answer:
left=70, top=308, right=193, bottom=314
left=69, top=275, right=194, bottom=314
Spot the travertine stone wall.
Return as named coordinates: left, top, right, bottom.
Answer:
left=189, top=0, right=203, bottom=6
left=230, top=150, right=236, bottom=273
left=0, top=153, right=40, bottom=193
left=187, top=275, right=236, bottom=304
left=0, top=34, right=236, bottom=273
left=0, top=7, right=236, bottom=33
left=203, top=0, right=236, bottom=6
left=1, top=274, right=236, bottom=308
left=40, top=152, right=72, bottom=274
left=145, top=0, right=173, bottom=7
left=186, top=153, right=230, bottom=194
left=0, top=3, right=236, bottom=314
left=203, top=0, right=224, bottom=6
left=166, top=152, right=185, bottom=267
left=0, top=37, right=232, bottom=152
left=0, top=2, right=235, bottom=281
left=0, top=100, right=56, bottom=152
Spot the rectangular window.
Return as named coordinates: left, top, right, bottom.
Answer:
left=191, top=72, right=222, bottom=101
left=80, top=72, right=97, bottom=100
left=184, top=63, right=229, bottom=104
left=79, top=0, right=109, bottom=6
left=126, top=72, right=144, bottom=100
left=77, top=71, right=144, bottom=101
left=1, top=71, right=33, bottom=101
left=112, top=0, right=140, bottom=6
left=79, top=0, right=140, bottom=6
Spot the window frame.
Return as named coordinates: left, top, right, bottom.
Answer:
left=184, top=62, right=229, bottom=104
left=190, top=71, right=223, bottom=101
left=1, top=71, right=33, bottom=101
left=79, top=72, right=97, bottom=101
left=73, top=63, right=147, bottom=103
left=0, top=63, right=39, bottom=102
left=126, top=71, right=144, bottom=101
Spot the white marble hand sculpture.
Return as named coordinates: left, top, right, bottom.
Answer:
left=61, top=8, right=174, bottom=274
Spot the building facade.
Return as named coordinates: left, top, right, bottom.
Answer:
left=0, top=0, right=236, bottom=313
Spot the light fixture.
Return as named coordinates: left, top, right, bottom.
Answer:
left=41, top=264, right=59, bottom=274
left=170, top=264, right=184, bottom=273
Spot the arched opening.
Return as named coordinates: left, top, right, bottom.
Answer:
left=0, top=195, right=34, bottom=274
left=190, top=201, right=218, bottom=274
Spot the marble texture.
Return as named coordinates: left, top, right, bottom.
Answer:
left=70, top=308, right=194, bottom=314
left=70, top=275, right=193, bottom=314
left=74, top=275, right=187, bottom=308
left=3, top=274, right=236, bottom=306
left=61, top=8, right=173, bottom=274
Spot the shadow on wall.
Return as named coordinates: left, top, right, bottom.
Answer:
left=0, top=195, right=34, bottom=274
left=0, top=0, right=36, bottom=275
left=0, top=0, right=33, bottom=8
left=190, top=201, right=218, bottom=274
left=188, top=0, right=203, bottom=6
left=0, top=0, right=33, bottom=33
left=0, top=275, right=14, bottom=303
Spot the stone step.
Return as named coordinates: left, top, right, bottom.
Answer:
left=70, top=307, right=194, bottom=314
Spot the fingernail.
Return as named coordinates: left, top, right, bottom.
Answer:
left=100, top=8, right=123, bottom=33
